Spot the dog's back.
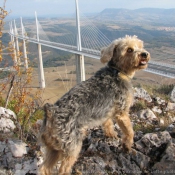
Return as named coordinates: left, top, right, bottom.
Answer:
left=40, top=67, right=131, bottom=154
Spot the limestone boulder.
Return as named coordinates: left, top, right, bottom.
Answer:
left=134, top=87, right=152, bottom=103
left=0, top=107, right=17, bottom=133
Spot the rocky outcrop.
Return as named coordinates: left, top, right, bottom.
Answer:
left=72, top=129, right=175, bottom=175
left=0, top=139, right=39, bottom=175
left=0, top=129, right=174, bottom=175
left=0, top=87, right=175, bottom=174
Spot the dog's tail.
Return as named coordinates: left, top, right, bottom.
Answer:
left=39, top=103, right=65, bottom=174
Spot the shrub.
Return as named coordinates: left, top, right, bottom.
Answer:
left=0, top=0, right=43, bottom=141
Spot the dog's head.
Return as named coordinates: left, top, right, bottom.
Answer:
left=100, top=35, right=150, bottom=76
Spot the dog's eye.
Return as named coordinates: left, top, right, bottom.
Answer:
left=127, top=48, right=133, bottom=53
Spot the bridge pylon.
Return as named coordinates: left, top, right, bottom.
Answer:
left=75, top=0, right=85, bottom=84
left=35, top=11, right=45, bottom=89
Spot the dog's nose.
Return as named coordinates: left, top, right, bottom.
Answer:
left=141, top=52, right=148, bottom=58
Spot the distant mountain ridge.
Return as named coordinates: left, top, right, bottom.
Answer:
left=95, top=8, right=175, bottom=24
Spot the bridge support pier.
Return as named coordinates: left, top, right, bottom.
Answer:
left=14, top=20, right=20, bottom=65
left=20, top=17, right=28, bottom=70
left=10, top=22, right=17, bottom=66
left=76, top=54, right=85, bottom=84
left=35, top=11, right=45, bottom=89
left=22, top=39, right=28, bottom=70
left=37, top=44, right=45, bottom=89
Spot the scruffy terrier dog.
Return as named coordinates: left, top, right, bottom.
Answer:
left=39, top=35, right=150, bottom=175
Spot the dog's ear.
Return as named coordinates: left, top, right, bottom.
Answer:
left=100, top=42, right=117, bottom=64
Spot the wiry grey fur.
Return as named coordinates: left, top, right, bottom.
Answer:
left=39, top=35, right=150, bottom=175
left=42, top=67, right=130, bottom=148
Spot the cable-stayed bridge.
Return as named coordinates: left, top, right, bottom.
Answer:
left=7, top=0, right=175, bottom=88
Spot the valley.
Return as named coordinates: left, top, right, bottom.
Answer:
left=1, top=8, right=175, bottom=103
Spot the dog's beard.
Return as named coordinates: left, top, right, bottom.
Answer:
left=138, top=59, right=148, bottom=69
left=133, top=56, right=149, bottom=70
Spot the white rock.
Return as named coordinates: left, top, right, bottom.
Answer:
left=134, top=87, right=152, bottom=103
left=0, top=118, right=16, bottom=133
left=0, top=107, right=16, bottom=119
left=170, top=86, right=175, bottom=102
left=155, top=97, right=165, bottom=105
left=8, top=140, right=28, bottom=158
left=137, top=108, right=157, bottom=123
left=0, top=107, right=17, bottom=133
left=169, top=116, right=175, bottom=123
left=166, top=102, right=175, bottom=111
left=152, top=106, right=162, bottom=114
left=159, top=118, right=165, bottom=126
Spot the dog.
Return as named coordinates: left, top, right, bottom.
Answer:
left=39, top=35, right=150, bottom=175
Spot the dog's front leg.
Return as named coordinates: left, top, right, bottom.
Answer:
left=103, top=118, right=118, bottom=139
left=116, top=112, right=134, bottom=152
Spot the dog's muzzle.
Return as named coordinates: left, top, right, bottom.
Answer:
left=140, top=52, right=148, bottom=58
left=139, top=52, right=150, bottom=66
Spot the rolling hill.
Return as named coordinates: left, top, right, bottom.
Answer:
left=95, top=8, right=175, bottom=25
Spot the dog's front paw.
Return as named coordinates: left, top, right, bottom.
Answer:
left=105, top=131, right=118, bottom=140
left=122, top=142, right=132, bottom=153
left=122, top=137, right=133, bottom=153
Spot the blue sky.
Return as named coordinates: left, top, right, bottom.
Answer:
left=1, top=0, right=175, bottom=18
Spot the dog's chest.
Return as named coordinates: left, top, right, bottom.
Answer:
left=114, top=89, right=133, bottom=112
left=94, top=73, right=134, bottom=110
left=111, top=80, right=133, bottom=112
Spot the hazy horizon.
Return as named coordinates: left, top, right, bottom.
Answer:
left=1, top=0, right=175, bottom=18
